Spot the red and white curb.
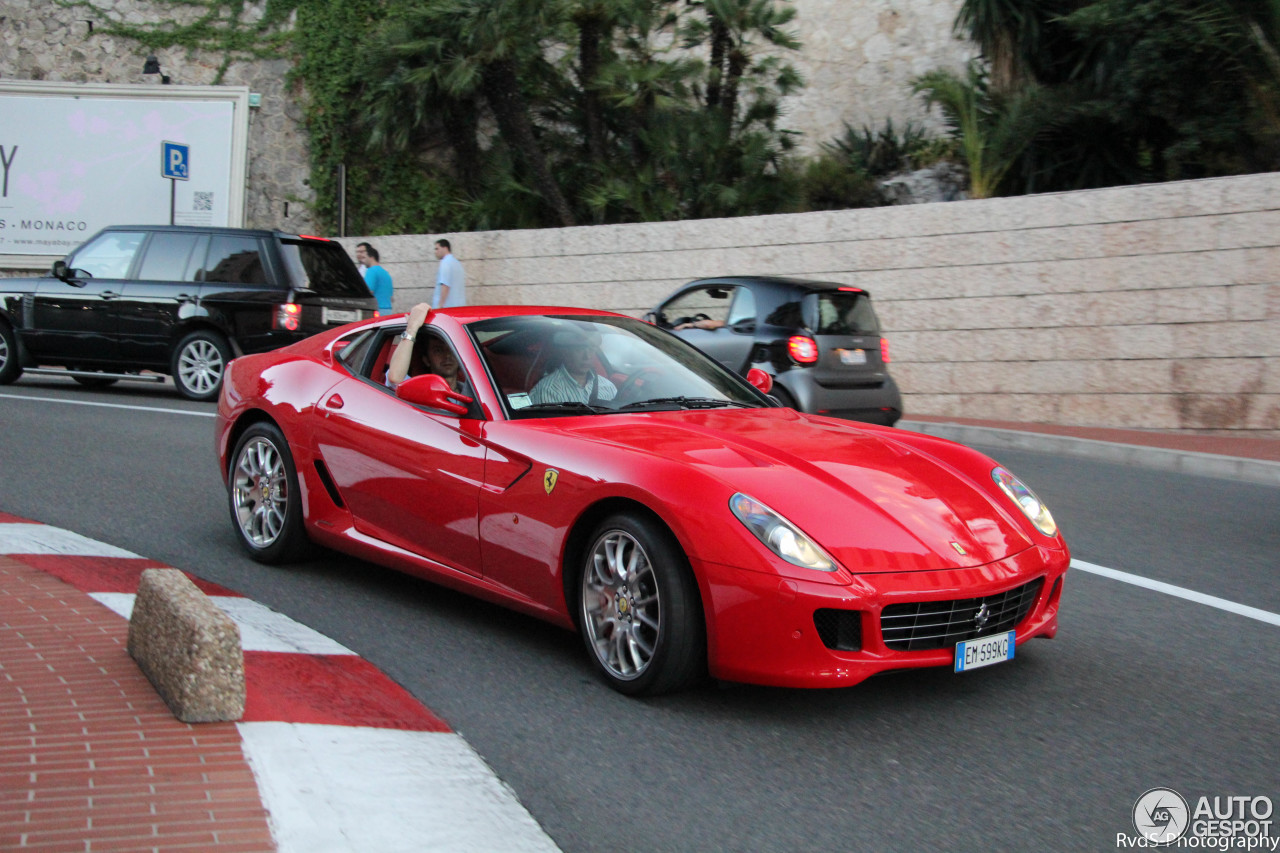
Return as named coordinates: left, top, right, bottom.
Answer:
left=0, top=516, right=560, bottom=853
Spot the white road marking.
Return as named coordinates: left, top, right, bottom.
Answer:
left=237, top=722, right=562, bottom=853
left=0, top=523, right=141, bottom=558
left=1071, top=558, right=1280, bottom=627
left=0, top=391, right=215, bottom=417
left=90, top=593, right=357, bottom=655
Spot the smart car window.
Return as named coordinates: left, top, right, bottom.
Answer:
left=137, top=232, right=202, bottom=282
left=279, top=239, right=371, bottom=298
left=726, top=287, right=757, bottom=326
left=200, top=235, right=268, bottom=284
left=69, top=231, right=145, bottom=279
left=813, top=292, right=880, bottom=335
left=662, top=287, right=732, bottom=328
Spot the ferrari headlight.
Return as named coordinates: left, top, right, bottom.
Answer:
left=991, top=467, right=1057, bottom=537
left=730, top=493, right=836, bottom=571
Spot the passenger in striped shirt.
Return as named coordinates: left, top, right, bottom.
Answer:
left=529, top=327, right=617, bottom=406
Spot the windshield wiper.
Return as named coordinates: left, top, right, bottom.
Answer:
left=618, top=396, right=750, bottom=411
left=517, top=401, right=611, bottom=415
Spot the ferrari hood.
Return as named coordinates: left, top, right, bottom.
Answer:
left=564, top=409, right=1036, bottom=573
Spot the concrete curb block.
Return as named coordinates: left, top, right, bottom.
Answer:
left=128, top=568, right=246, bottom=723
left=899, top=420, right=1280, bottom=487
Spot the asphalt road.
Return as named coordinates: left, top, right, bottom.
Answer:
left=2, top=374, right=1278, bottom=853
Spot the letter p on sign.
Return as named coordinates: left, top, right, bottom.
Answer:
left=162, top=141, right=190, bottom=180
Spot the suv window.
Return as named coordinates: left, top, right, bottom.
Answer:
left=69, top=231, right=145, bottom=278
left=809, top=291, right=880, bottom=335
left=137, top=232, right=206, bottom=281
left=201, top=235, right=268, bottom=284
left=279, top=238, right=371, bottom=298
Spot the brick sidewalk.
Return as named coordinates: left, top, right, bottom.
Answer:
left=0, top=557, right=274, bottom=852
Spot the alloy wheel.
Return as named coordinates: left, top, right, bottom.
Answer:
left=231, top=436, right=289, bottom=549
left=581, top=530, right=662, bottom=681
left=178, top=339, right=225, bottom=396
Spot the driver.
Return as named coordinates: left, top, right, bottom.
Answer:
left=529, top=326, right=617, bottom=406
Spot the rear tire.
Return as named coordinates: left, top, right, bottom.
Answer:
left=227, top=422, right=312, bottom=564
left=172, top=330, right=231, bottom=401
left=769, top=384, right=799, bottom=410
left=0, top=322, right=23, bottom=385
left=578, top=513, right=705, bottom=696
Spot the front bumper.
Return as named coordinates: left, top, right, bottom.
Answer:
left=696, top=544, right=1069, bottom=688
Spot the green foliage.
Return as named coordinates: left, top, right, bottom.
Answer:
left=940, top=0, right=1280, bottom=193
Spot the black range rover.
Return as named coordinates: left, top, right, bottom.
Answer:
left=0, top=225, right=377, bottom=400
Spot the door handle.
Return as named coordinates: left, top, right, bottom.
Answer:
left=100, top=290, right=120, bottom=300
left=325, top=394, right=344, bottom=410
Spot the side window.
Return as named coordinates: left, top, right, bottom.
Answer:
left=136, top=232, right=203, bottom=282
left=68, top=231, right=145, bottom=279
left=200, top=235, right=268, bottom=284
left=725, top=287, right=757, bottom=326
left=661, top=287, right=733, bottom=328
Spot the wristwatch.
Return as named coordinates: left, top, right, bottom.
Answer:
left=400, top=330, right=416, bottom=342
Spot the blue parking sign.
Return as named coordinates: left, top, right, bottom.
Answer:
left=162, top=141, right=190, bottom=180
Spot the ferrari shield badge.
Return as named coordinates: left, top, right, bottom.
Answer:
left=544, top=468, right=559, bottom=495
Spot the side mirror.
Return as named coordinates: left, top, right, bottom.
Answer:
left=396, top=373, right=474, bottom=416
left=746, top=367, right=773, bottom=395
left=52, top=260, right=69, bottom=280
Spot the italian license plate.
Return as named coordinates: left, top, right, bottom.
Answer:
left=954, top=630, right=1015, bottom=672
left=323, top=307, right=361, bottom=324
left=839, top=348, right=867, bottom=365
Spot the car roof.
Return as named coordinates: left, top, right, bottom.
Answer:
left=427, top=305, right=629, bottom=325
left=101, top=224, right=337, bottom=241
left=684, top=275, right=869, bottom=296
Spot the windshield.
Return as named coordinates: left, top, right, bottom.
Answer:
left=469, top=315, right=772, bottom=418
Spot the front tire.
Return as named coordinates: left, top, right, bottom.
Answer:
left=228, top=422, right=311, bottom=564
left=172, top=330, right=231, bottom=401
left=0, top=322, right=23, bottom=385
left=578, top=513, right=705, bottom=696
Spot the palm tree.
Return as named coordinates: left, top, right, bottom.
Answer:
left=912, top=63, right=1047, bottom=198
left=372, top=0, right=578, bottom=227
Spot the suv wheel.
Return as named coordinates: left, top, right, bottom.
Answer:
left=0, top=322, right=22, bottom=385
left=172, top=330, right=232, bottom=401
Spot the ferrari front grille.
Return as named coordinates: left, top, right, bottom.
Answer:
left=879, top=578, right=1044, bottom=651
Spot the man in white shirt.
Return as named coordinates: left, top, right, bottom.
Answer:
left=529, top=327, right=617, bottom=406
left=432, top=239, right=466, bottom=308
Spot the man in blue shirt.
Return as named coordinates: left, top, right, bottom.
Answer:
left=432, top=239, right=466, bottom=308
left=360, top=243, right=393, bottom=314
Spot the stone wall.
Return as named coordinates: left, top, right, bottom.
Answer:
left=352, top=173, right=1280, bottom=437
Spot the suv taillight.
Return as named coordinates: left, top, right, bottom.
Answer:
left=273, top=303, right=301, bottom=331
left=880, top=337, right=890, bottom=363
left=787, top=336, right=819, bottom=364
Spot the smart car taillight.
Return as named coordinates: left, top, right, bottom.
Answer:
left=787, top=336, right=818, bottom=364
left=880, top=337, right=890, bottom=363
left=273, top=303, right=301, bottom=331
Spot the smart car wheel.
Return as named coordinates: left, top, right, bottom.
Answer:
left=0, top=322, right=21, bottom=385
left=769, top=384, right=798, bottom=410
left=578, top=513, right=705, bottom=695
left=228, top=422, right=311, bottom=564
left=172, top=330, right=231, bottom=401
